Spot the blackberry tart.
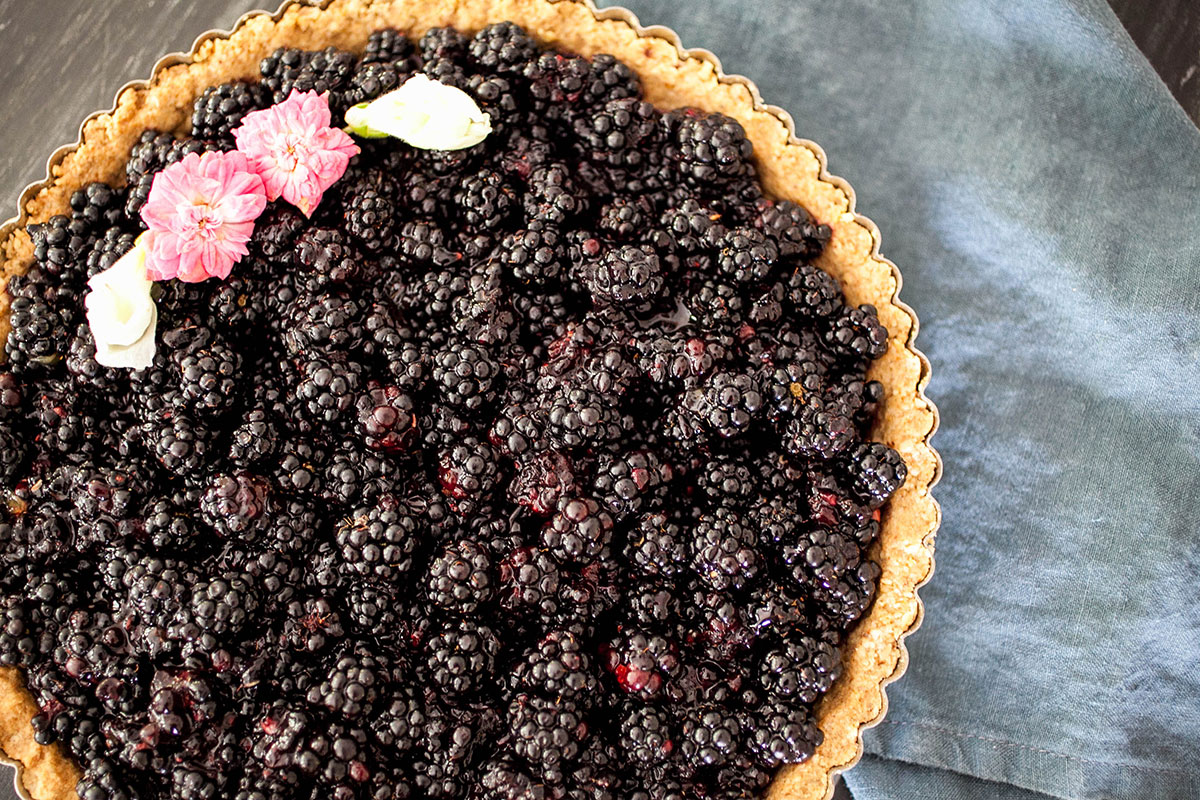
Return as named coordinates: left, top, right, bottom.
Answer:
left=0, top=2, right=940, bottom=800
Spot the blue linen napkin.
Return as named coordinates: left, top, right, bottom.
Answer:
left=595, top=1, right=1200, bottom=798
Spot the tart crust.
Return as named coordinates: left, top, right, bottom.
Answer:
left=0, top=2, right=942, bottom=799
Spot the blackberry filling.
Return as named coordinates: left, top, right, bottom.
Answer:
left=0, top=21, right=904, bottom=800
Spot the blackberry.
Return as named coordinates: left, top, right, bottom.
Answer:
left=626, top=576, right=684, bottom=629
left=684, top=278, right=745, bottom=333
left=496, top=546, right=562, bottom=617
left=272, top=438, right=328, bottom=496
left=294, top=354, right=362, bottom=425
left=781, top=393, right=855, bottom=460
left=455, top=169, right=515, bottom=231
left=696, top=457, right=756, bottom=508
left=523, top=163, right=584, bottom=225
left=5, top=295, right=72, bottom=372
left=625, top=512, right=690, bottom=578
left=760, top=350, right=827, bottom=421
left=508, top=450, right=577, bottom=515
left=322, top=442, right=397, bottom=507
left=679, top=704, right=742, bottom=770
left=592, top=449, right=675, bottom=517
left=844, top=442, right=907, bottom=508
left=294, top=226, right=361, bottom=288
left=749, top=493, right=806, bottom=550
left=145, top=408, right=211, bottom=476
left=828, top=374, right=884, bottom=429
left=691, top=507, right=763, bottom=592
left=633, top=329, right=730, bottom=388
left=507, top=693, right=587, bottom=780
left=282, top=596, right=344, bottom=653
left=335, top=498, right=419, bottom=580
left=468, top=22, right=538, bottom=74
left=199, top=472, right=269, bottom=539
left=371, top=686, right=427, bottom=751
left=432, top=340, right=500, bottom=410
left=355, top=381, right=417, bottom=452
left=345, top=188, right=397, bottom=253
left=260, top=46, right=356, bottom=108
left=757, top=635, right=841, bottom=705
left=597, top=194, right=653, bottom=240
left=583, top=54, right=643, bottom=107
left=427, top=619, right=500, bottom=695
left=363, top=28, right=419, bottom=67
left=211, top=276, right=270, bottom=335
left=0, top=427, right=29, bottom=486
left=661, top=198, right=725, bottom=255
left=227, top=408, right=277, bottom=466
left=823, top=303, right=889, bottom=363
left=574, top=98, right=659, bottom=168
left=344, top=61, right=407, bottom=108
left=84, top=227, right=137, bottom=279
left=187, top=572, right=259, bottom=638
left=540, top=496, right=613, bottom=565
left=438, top=438, right=501, bottom=513
left=426, top=539, right=494, bottom=614
left=585, top=244, right=665, bottom=306
left=686, top=371, right=764, bottom=440
left=755, top=198, right=831, bottom=261
left=544, top=385, right=624, bottom=448
left=191, top=80, right=271, bottom=140
left=169, top=766, right=218, bottom=800
left=173, top=337, right=240, bottom=416
left=395, top=219, right=456, bottom=266
left=664, top=109, right=754, bottom=187
left=249, top=201, right=307, bottom=261
left=307, top=649, right=383, bottom=718
left=619, top=705, right=675, bottom=766
left=29, top=213, right=93, bottom=280
left=602, top=629, right=680, bottom=701
left=69, top=181, right=127, bottom=231
left=511, top=629, right=598, bottom=700
left=283, top=291, right=366, bottom=356
left=497, top=221, right=565, bottom=284
left=715, top=226, right=779, bottom=285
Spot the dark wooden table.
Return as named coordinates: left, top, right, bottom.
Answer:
left=0, top=3, right=1192, bottom=800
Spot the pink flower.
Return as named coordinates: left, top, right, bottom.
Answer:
left=233, top=89, right=360, bottom=217
left=140, top=150, right=267, bottom=282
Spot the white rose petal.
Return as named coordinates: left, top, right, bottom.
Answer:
left=84, top=236, right=158, bottom=369
left=345, top=74, right=492, bottom=150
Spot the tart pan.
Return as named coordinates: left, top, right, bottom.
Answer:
left=0, top=2, right=942, bottom=798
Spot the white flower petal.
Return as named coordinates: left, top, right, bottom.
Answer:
left=348, top=74, right=492, bottom=151
left=85, top=237, right=159, bottom=369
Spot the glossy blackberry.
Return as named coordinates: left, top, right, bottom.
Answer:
left=715, top=226, right=779, bottom=286
left=523, top=163, right=584, bottom=225
left=506, top=450, right=575, bottom=515
left=260, top=46, right=356, bottom=108
left=758, top=635, right=841, bottom=705
left=455, top=168, right=515, bottom=231
left=507, top=693, right=587, bottom=780
left=678, top=704, right=742, bottom=770
left=623, top=512, right=690, bottom=579
left=619, top=705, right=675, bottom=766
left=544, top=385, right=624, bottom=448
left=363, top=27, right=419, bottom=67
left=145, top=407, right=211, bottom=476
left=596, top=194, right=652, bottom=241
left=437, top=438, right=501, bottom=513
left=691, top=507, right=763, bottom=592
left=696, top=457, right=756, bottom=508
left=585, top=244, right=665, bottom=307
left=191, top=80, right=271, bottom=140
left=187, top=571, right=259, bottom=639
left=282, top=291, right=366, bottom=356
left=602, top=629, right=680, bottom=701
left=5, top=295, right=72, bottom=372
left=248, top=201, right=307, bottom=261
left=294, top=354, right=362, bottom=425
left=664, top=109, right=754, bottom=187
left=584, top=53, right=643, bottom=106
left=199, top=472, right=269, bottom=539
left=684, top=278, right=745, bottom=333
left=760, top=350, right=827, bottom=422
left=336, top=498, right=419, bottom=580
left=574, top=98, right=659, bottom=167
left=432, top=340, right=500, bottom=411
left=306, top=649, right=383, bottom=718
left=426, top=539, right=494, bottom=614
left=173, top=337, right=240, bottom=416
left=823, top=303, right=889, bottom=364
left=592, top=449, right=674, bottom=517
left=540, top=496, right=613, bottom=566
left=0, top=425, right=28, bottom=486
left=294, top=226, right=361, bottom=288
left=344, top=60, right=407, bottom=108
left=345, top=188, right=397, bottom=253
left=355, top=381, right=416, bottom=453
left=69, top=181, right=127, bottom=231
left=686, top=371, right=765, bottom=440
left=28, top=214, right=92, bottom=281
left=844, top=442, right=907, bottom=509
left=511, top=629, right=598, bottom=700
left=468, top=22, right=538, bottom=74
left=781, top=393, right=856, bottom=460
left=427, top=619, right=500, bottom=695
left=497, top=221, right=565, bottom=284
left=496, top=546, right=562, bottom=618
left=756, top=198, right=831, bottom=261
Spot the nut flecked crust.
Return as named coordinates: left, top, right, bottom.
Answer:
left=0, top=2, right=942, bottom=799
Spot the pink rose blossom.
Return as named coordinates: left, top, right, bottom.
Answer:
left=140, top=150, right=267, bottom=282
left=233, top=89, right=360, bottom=217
